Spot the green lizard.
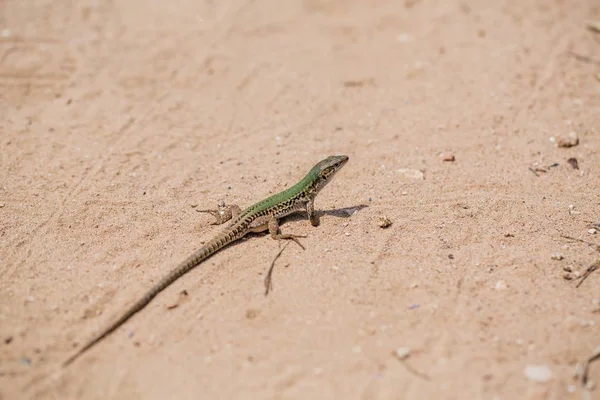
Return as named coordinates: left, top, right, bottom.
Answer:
left=63, top=155, right=349, bottom=366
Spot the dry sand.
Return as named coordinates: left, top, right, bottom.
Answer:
left=2, top=1, right=600, bottom=399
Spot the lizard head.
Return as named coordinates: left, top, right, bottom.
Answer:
left=311, top=155, right=349, bottom=192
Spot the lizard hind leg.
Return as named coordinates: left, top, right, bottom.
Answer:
left=268, top=217, right=306, bottom=250
left=197, top=203, right=242, bottom=225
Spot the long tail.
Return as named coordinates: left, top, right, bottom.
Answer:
left=62, top=230, right=235, bottom=366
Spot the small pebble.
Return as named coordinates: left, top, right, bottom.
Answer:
left=495, top=280, right=507, bottom=290
left=441, top=152, right=455, bottom=162
left=377, top=215, right=392, bottom=228
left=0, top=203, right=5, bottom=208
left=587, top=20, right=600, bottom=33
left=524, top=365, right=553, bottom=382
left=563, top=273, right=573, bottom=280
left=563, top=266, right=572, bottom=272
left=556, top=131, right=579, bottom=148
left=551, top=253, right=564, bottom=261
left=394, top=347, right=411, bottom=360
left=440, top=152, right=456, bottom=162
left=588, top=228, right=597, bottom=235
left=396, top=168, right=424, bottom=180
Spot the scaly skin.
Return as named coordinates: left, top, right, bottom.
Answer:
left=63, top=155, right=349, bottom=366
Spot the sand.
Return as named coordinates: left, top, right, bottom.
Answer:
left=1, top=1, right=600, bottom=399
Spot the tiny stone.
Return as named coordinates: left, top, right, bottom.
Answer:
left=551, top=253, right=564, bottom=261
left=0, top=203, right=5, bottom=208
left=495, top=280, right=507, bottom=290
left=588, top=228, right=597, bottom=235
left=377, top=215, right=392, bottom=228
left=394, top=347, right=411, bottom=360
left=190, top=204, right=198, bottom=208
left=441, top=152, right=455, bottom=162
left=396, top=168, right=424, bottom=180
left=587, top=20, right=600, bottom=33
left=556, top=131, right=579, bottom=148
left=563, top=273, right=573, bottom=280
left=524, top=365, right=553, bottom=382
left=563, top=266, right=572, bottom=272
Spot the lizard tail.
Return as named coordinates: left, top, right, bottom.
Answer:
left=62, top=231, right=235, bottom=367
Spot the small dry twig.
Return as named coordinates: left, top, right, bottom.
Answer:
left=577, top=346, right=600, bottom=398
left=264, top=242, right=291, bottom=296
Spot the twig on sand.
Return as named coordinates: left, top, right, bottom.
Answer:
left=264, top=241, right=291, bottom=296
left=576, top=260, right=600, bottom=288
left=575, top=346, right=600, bottom=399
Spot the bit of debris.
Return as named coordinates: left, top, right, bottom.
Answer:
left=394, top=347, right=411, bottom=360
left=0, top=203, right=5, bottom=208
left=495, top=280, right=508, bottom=290
left=246, top=309, right=259, bottom=319
left=396, top=168, right=424, bottom=180
left=441, top=152, right=455, bottom=162
left=448, top=254, right=455, bottom=260
left=591, top=299, right=600, bottom=314
left=587, top=20, right=600, bottom=33
left=505, top=233, right=515, bottom=237
left=4, top=336, right=13, bottom=345
left=569, top=204, right=581, bottom=215
left=529, top=167, right=546, bottom=178
left=563, top=273, right=573, bottom=280
left=576, top=260, right=600, bottom=288
left=392, top=347, right=430, bottom=380
left=567, top=158, right=579, bottom=169
left=551, top=253, right=565, bottom=261
left=576, top=346, right=600, bottom=395
left=524, top=364, right=553, bottom=382
left=556, top=131, right=579, bottom=148
left=190, top=204, right=198, bottom=208
left=588, top=228, right=597, bottom=235
left=166, top=290, right=189, bottom=310
left=377, top=215, right=392, bottom=228
left=563, top=266, right=573, bottom=273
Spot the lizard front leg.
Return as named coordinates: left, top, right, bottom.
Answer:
left=267, top=216, right=306, bottom=250
left=306, top=198, right=319, bottom=227
left=196, top=202, right=242, bottom=225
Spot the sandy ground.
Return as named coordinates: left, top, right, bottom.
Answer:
left=2, top=0, right=600, bottom=399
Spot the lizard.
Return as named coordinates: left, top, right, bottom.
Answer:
left=63, top=155, right=349, bottom=366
